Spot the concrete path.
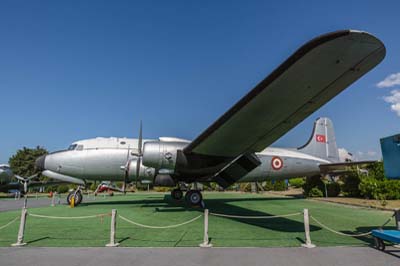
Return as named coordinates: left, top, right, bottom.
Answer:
left=0, top=247, right=398, bottom=266
left=0, top=195, right=96, bottom=212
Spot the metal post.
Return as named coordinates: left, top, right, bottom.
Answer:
left=12, top=208, right=28, bottom=247
left=199, top=209, right=212, bottom=247
left=106, top=209, right=119, bottom=247
left=395, top=209, right=400, bottom=230
left=23, top=194, right=27, bottom=209
left=301, top=209, right=316, bottom=248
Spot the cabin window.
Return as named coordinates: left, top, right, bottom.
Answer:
left=76, top=145, right=84, bottom=151
left=68, top=144, right=77, bottom=150
left=120, top=141, right=126, bottom=145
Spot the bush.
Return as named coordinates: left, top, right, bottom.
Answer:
left=273, top=180, right=287, bottom=191
left=326, top=182, right=341, bottom=197
left=359, top=176, right=378, bottom=199
left=153, top=186, right=173, bottom=192
left=377, top=179, right=400, bottom=200
left=340, top=171, right=361, bottom=197
left=263, top=181, right=274, bottom=191
left=289, top=178, right=305, bottom=188
left=308, top=187, right=323, bottom=197
left=57, top=185, right=70, bottom=194
left=239, top=183, right=251, bottom=192
left=303, top=176, right=324, bottom=197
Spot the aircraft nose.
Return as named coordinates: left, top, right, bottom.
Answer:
left=35, top=155, right=46, bottom=171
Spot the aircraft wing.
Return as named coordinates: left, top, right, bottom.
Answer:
left=319, top=160, right=377, bottom=175
left=184, top=30, right=385, bottom=159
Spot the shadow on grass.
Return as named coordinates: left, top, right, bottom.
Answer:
left=85, top=194, right=320, bottom=233
left=27, top=236, right=50, bottom=244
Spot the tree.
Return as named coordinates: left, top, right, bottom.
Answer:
left=9, top=146, right=48, bottom=177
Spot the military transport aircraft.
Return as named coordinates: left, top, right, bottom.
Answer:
left=35, top=30, right=385, bottom=206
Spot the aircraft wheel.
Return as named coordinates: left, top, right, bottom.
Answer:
left=67, top=191, right=83, bottom=206
left=171, top=189, right=183, bottom=200
left=185, top=190, right=202, bottom=206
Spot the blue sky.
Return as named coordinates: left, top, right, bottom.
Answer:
left=1, top=0, right=400, bottom=162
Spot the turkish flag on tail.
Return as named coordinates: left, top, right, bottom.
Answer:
left=316, top=134, right=326, bottom=143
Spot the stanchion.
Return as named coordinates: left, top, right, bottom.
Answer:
left=199, top=209, right=212, bottom=247
left=106, top=209, right=119, bottom=247
left=301, top=209, right=316, bottom=248
left=11, top=208, right=27, bottom=247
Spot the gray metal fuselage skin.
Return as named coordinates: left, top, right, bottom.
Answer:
left=40, top=138, right=330, bottom=185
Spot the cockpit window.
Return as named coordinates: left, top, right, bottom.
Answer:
left=76, top=145, right=84, bottom=151
left=68, top=144, right=77, bottom=150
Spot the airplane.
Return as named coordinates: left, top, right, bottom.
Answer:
left=35, top=30, right=386, bottom=206
left=0, top=164, right=44, bottom=195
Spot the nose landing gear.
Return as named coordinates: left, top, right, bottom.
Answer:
left=67, top=187, right=83, bottom=206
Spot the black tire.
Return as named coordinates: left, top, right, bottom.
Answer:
left=171, top=189, right=183, bottom=200
left=185, top=190, right=202, bottom=206
left=378, top=239, right=386, bottom=251
left=374, top=237, right=380, bottom=249
left=67, top=191, right=83, bottom=206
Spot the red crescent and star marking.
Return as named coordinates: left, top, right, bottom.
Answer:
left=316, top=134, right=326, bottom=143
left=271, top=156, right=283, bottom=170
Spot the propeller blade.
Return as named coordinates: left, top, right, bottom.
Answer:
left=123, top=146, right=130, bottom=195
left=136, top=120, right=143, bottom=187
left=14, top=175, right=25, bottom=182
left=138, top=120, right=143, bottom=155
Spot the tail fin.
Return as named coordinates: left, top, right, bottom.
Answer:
left=297, top=117, right=339, bottom=162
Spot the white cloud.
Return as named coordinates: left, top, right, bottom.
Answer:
left=383, top=90, right=400, bottom=117
left=356, top=150, right=379, bottom=161
left=377, top=73, right=400, bottom=88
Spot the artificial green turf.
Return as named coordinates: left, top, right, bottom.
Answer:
left=0, top=192, right=396, bottom=247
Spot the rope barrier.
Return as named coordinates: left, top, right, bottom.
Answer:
left=119, top=214, right=203, bottom=229
left=310, top=213, right=395, bottom=237
left=310, top=216, right=372, bottom=237
left=0, top=216, right=19, bottom=230
left=29, top=212, right=111, bottom=220
left=209, top=212, right=302, bottom=219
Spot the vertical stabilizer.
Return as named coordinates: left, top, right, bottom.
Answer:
left=298, top=117, right=339, bottom=162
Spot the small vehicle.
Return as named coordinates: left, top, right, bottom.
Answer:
left=372, top=229, right=400, bottom=251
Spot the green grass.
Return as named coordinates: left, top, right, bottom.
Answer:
left=0, top=192, right=395, bottom=247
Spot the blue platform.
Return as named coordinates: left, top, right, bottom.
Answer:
left=380, top=134, right=400, bottom=179
left=372, top=229, right=400, bottom=244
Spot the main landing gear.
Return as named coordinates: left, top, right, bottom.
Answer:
left=170, top=188, right=203, bottom=207
left=67, top=187, right=83, bottom=206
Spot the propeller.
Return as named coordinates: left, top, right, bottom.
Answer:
left=122, top=121, right=143, bottom=193
left=136, top=121, right=143, bottom=187
left=15, top=173, right=39, bottom=194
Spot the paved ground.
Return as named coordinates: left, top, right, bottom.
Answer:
left=0, top=197, right=53, bottom=212
left=0, top=247, right=398, bottom=266
left=0, top=195, right=96, bottom=212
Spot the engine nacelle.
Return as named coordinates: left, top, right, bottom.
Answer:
left=154, top=174, right=175, bottom=187
left=127, top=158, right=155, bottom=183
left=142, top=141, right=187, bottom=172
